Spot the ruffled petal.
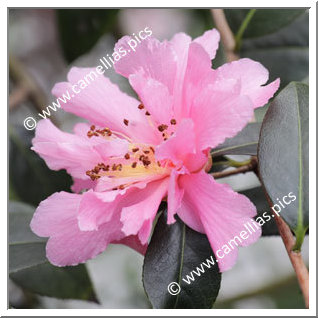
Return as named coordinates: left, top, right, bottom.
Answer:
left=114, top=36, right=177, bottom=93
left=155, top=118, right=196, bottom=167
left=190, top=80, right=254, bottom=150
left=32, top=120, right=103, bottom=179
left=120, top=178, right=168, bottom=244
left=30, top=192, right=124, bottom=266
left=32, top=119, right=129, bottom=180
left=214, top=58, right=280, bottom=109
left=129, top=73, right=174, bottom=125
left=113, top=235, right=147, bottom=255
left=52, top=67, right=159, bottom=144
left=176, top=42, right=214, bottom=118
left=193, top=29, right=220, bottom=60
left=179, top=171, right=261, bottom=272
left=77, top=190, right=121, bottom=231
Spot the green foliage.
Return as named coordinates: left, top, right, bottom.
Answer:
left=211, top=123, right=261, bottom=157
left=9, top=126, right=72, bottom=206
left=57, top=9, right=119, bottom=62
left=225, top=9, right=306, bottom=38
left=143, top=209, right=221, bottom=309
left=9, top=201, right=97, bottom=301
left=224, top=9, right=308, bottom=89
left=258, top=82, right=309, bottom=249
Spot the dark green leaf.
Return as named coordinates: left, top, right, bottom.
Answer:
left=258, top=82, right=309, bottom=249
left=211, top=122, right=261, bottom=157
left=57, top=9, right=119, bottom=62
left=9, top=125, right=72, bottom=206
left=242, top=47, right=308, bottom=89
left=9, top=201, right=97, bottom=301
left=143, top=210, right=221, bottom=309
left=239, top=12, right=308, bottom=89
left=11, top=263, right=96, bottom=301
left=225, top=9, right=306, bottom=38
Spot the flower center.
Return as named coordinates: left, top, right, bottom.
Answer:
left=85, top=104, right=178, bottom=189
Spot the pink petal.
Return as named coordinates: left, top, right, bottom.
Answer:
left=114, top=235, right=147, bottom=255
left=155, top=118, right=196, bottom=167
left=179, top=171, right=261, bottom=272
left=71, top=178, right=96, bottom=193
left=95, top=172, right=167, bottom=192
left=77, top=190, right=121, bottom=231
left=32, top=119, right=128, bottom=180
left=170, top=30, right=218, bottom=119
left=214, top=58, right=280, bottom=108
left=194, top=29, right=220, bottom=60
left=129, top=73, right=174, bottom=125
left=114, top=36, right=177, bottom=93
left=30, top=192, right=81, bottom=238
left=190, top=81, right=254, bottom=150
left=30, top=192, right=137, bottom=266
left=52, top=67, right=158, bottom=144
left=120, top=178, right=168, bottom=244
left=167, top=169, right=184, bottom=224
left=170, top=33, right=192, bottom=119
left=32, top=120, right=103, bottom=179
left=177, top=42, right=214, bottom=118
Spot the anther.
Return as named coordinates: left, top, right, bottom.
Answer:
left=158, top=124, right=168, bottom=132
left=132, top=147, right=139, bottom=152
left=170, top=119, right=177, bottom=125
left=145, top=111, right=151, bottom=116
left=90, top=125, right=96, bottom=130
left=124, top=153, right=130, bottom=159
left=123, top=119, right=129, bottom=126
left=138, top=104, right=144, bottom=109
left=131, top=162, right=137, bottom=168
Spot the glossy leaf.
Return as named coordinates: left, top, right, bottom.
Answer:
left=211, top=122, right=261, bottom=157
left=239, top=11, right=309, bottom=88
left=225, top=9, right=306, bottom=38
left=9, top=126, right=72, bottom=206
left=9, top=201, right=97, bottom=301
left=258, top=82, right=309, bottom=249
left=143, top=210, right=221, bottom=309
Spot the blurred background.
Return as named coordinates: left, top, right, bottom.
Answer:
left=8, top=8, right=309, bottom=309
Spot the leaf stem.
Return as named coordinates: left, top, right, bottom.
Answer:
left=234, top=9, right=257, bottom=51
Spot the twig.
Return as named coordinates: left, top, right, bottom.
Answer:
left=212, top=157, right=257, bottom=179
left=253, top=163, right=309, bottom=308
left=265, top=193, right=309, bottom=308
left=9, top=84, right=30, bottom=109
left=9, top=55, right=59, bottom=126
left=210, top=9, right=239, bottom=62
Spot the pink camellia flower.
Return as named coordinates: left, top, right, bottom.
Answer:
left=30, top=28, right=279, bottom=271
